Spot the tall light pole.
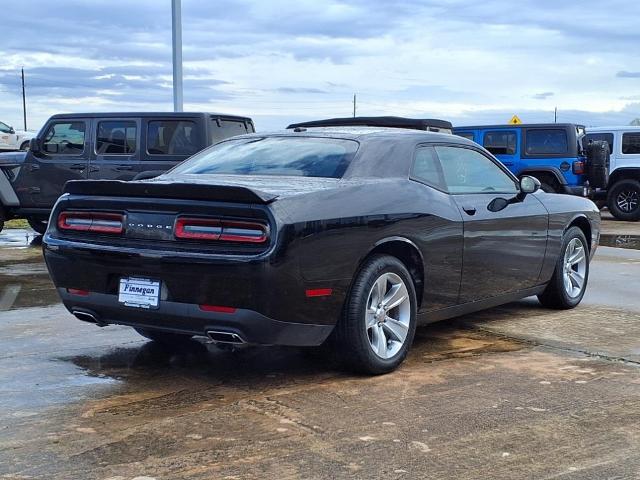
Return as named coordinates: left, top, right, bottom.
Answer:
left=171, top=0, right=183, bottom=112
left=21, top=68, right=27, bottom=130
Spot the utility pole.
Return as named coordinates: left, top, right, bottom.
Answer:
left=554, top=107, right=557, bottom=123
left=21, top=68, right=27, bottom=130
left=353, top=94, right=356, bottom=117
left=171, top=0, right=183, bottom=112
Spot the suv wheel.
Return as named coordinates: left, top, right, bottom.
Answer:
left=331, top=254, right=417, bottom=374
left=607, top=179, right=640, bottom=221
left=538, top=226, right=589, bottom=309
left=20, top=141, right=30, bottom=151
left=27, top=217, right=48, bottom=235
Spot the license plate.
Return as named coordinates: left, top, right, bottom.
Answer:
left=118, top=277, right=160, bottom=309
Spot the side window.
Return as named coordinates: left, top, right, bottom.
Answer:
left=42, top=122, right=86, bottom=155
left=0, top=122, right=11, bottom=133
left=622, top=133, right=640, bottom=154
left=210, top=119, right=251, bottom=144
left=147, top=120, right=200, bottom=156
left=96, top=121, right=137, bottom=155
left=483, top=131, right=516, bottom=155
left=455, top=132, right=475, bottom=141
left=411, top=147, right=445, bottom=190
left=525, top=129, right=568, bottom=155
left=435, top=146, right=518, bottom=195
left=585, top=133, right=614, bottom=154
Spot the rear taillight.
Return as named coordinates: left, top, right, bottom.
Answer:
left=572, top=161, right=585, bottom=175
left=58, top=211, right=124, bottom=234
left=175, top=217, right=268, bottom=243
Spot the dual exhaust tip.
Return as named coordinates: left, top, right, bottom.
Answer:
left=71, top=310, right=246, bottom=345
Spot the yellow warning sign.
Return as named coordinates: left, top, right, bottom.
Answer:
left=508, top=115, right=522, bottom=125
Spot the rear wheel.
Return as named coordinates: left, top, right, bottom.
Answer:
left=331, top=254, right=417, bottom=374
left=27, top=217, right=48, bottom=235
left=607, top=179, right=640, bottom=221
left=20, top=141, right=30, bottom=151
left=538, top=226, right=589, bottom=309
left=134, top=328, right=194, bottom=345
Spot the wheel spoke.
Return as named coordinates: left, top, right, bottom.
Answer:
left=382, top=282, right=408, bottom=310
left=383, top=316, right=408, bottom=343
left=568, top=246, right=585, bottom=265
left=563, top=273, right=573, bottom=294
left=372, top=276, right=386, bottom=307
left=375, top=325, right=387, bottom=357
left=569, top=270, right=584, bottom=289
left=366, top=311, right=377, bottom=329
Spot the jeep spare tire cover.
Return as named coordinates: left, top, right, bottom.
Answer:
left=585, top=140, right=610, bottom=189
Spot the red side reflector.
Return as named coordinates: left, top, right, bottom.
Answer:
left=175, top=217, right=268, bottom=243
left=572, top=161, right=585, bottom=175
left=67, top=288, right=90, bottom=296
left=58, top=211, right=124, bottom=234
left=305, top=288, right=333, bottom=298
left=199, top=305, right=237, bottom=314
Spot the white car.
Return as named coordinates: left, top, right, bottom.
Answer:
left=586, top=126, right=640, bottom=221
left=0, top=121, right=35, bottom=151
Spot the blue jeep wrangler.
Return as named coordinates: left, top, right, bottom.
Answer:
left=453, top=123, right=608, bottom=196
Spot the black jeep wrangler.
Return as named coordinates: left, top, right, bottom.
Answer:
left=0, top=112, right=254, bottom=233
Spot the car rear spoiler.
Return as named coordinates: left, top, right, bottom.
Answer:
left=63, top=179, right=278, bottom=204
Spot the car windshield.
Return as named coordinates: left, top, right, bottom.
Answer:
left=171, top=136, right=358, bottom=178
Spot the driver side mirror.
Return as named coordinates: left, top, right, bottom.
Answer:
left=29, top=138, right=41, bottom=153
left=520, top=175, right=541, bottom=195
left=8, top=126, right=15, bottom=135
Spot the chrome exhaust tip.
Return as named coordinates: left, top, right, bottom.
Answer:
left=206, top=330, right=245, bottom=345
left=72, top=310, right=105, bottom=326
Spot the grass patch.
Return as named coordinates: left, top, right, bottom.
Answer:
left=5, top=219, right=30, bottom=229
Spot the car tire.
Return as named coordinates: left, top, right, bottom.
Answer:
left=331, top=254, right=417, bottom=374
left=134, top=328, right=194, bottom=345
left=607, top=179, right=640, bottom=221
left=27, top=217, right=48, bottom=235
left=538, top=226, right=589, bottom=309
left=20, top=141, right=30, bottom=151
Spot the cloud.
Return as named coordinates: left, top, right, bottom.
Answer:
left=617, top=71, right=640, bottom=78
left=532, top=92, right=555, bottom=100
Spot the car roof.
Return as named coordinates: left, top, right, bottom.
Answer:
left=233, top=126, right=466, bottom=143
left=48, top=112, right=254, bottom=122
left=587, top=126, right=640, bottom=132
left=455, top=123, right=582, bottom=130
left=288, top=116, right=452, bottom=131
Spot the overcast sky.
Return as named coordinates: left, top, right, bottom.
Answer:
left=1, top=0, right=640, bottom=132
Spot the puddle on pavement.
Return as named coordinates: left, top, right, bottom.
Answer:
left=0, top=228, right=58, bottom=311
left=599, top=234, right=640, bottom=251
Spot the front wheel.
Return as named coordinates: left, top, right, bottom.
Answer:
left=20, top=141, right=30, bottom=151
left=538, top=226, right=589, bottom=309
left=607, top=179, right=640, bottom=221
left=331, top=254, right=417, bottom=374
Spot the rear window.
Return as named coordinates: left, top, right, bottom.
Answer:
left=171, top=137, right=358, bottom=178
left=585, top=133, right=614, bottom=154
left=622, top=133, right=640, bottom=154
left=525, top=129, right=568, bottom=155
left=210, top=119, right=253, bottom=144
left=483, top=131, right=516, bottom=155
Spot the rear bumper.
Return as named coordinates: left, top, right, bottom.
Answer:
left=61, top=289, right=334, bottom=346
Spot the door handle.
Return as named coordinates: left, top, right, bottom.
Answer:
left=462, top=205, right=477, bottom=216
left=89, top=166, right=100, bottom=173
left=69, top=163, right=86, bottom=170
left=28, top=164, right=40, bottom=172
left=115, top=165, right=133, bottom=171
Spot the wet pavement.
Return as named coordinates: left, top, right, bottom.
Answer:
left=1, top=218, right=640, bottom=479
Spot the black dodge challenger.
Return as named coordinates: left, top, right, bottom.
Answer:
left=43, top=119, right=600, bottom=374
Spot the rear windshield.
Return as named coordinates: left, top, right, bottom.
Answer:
left=171, top=136, right=358, bottom=178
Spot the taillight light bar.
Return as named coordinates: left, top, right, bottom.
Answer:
left=572, top=161, right=585, bottom=175
left=58, top=211, right=124, bottom=234
left=175, top=217, right=269, bottom=243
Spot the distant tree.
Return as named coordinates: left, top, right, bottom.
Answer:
left=630, top=118, right=640, bottom=126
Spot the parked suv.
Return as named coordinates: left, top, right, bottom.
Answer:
left=453, top=123, right=608, bottom=197
left=586, top=126, right=640, bottom=220
left=0, top=112, right=254, bottom=233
